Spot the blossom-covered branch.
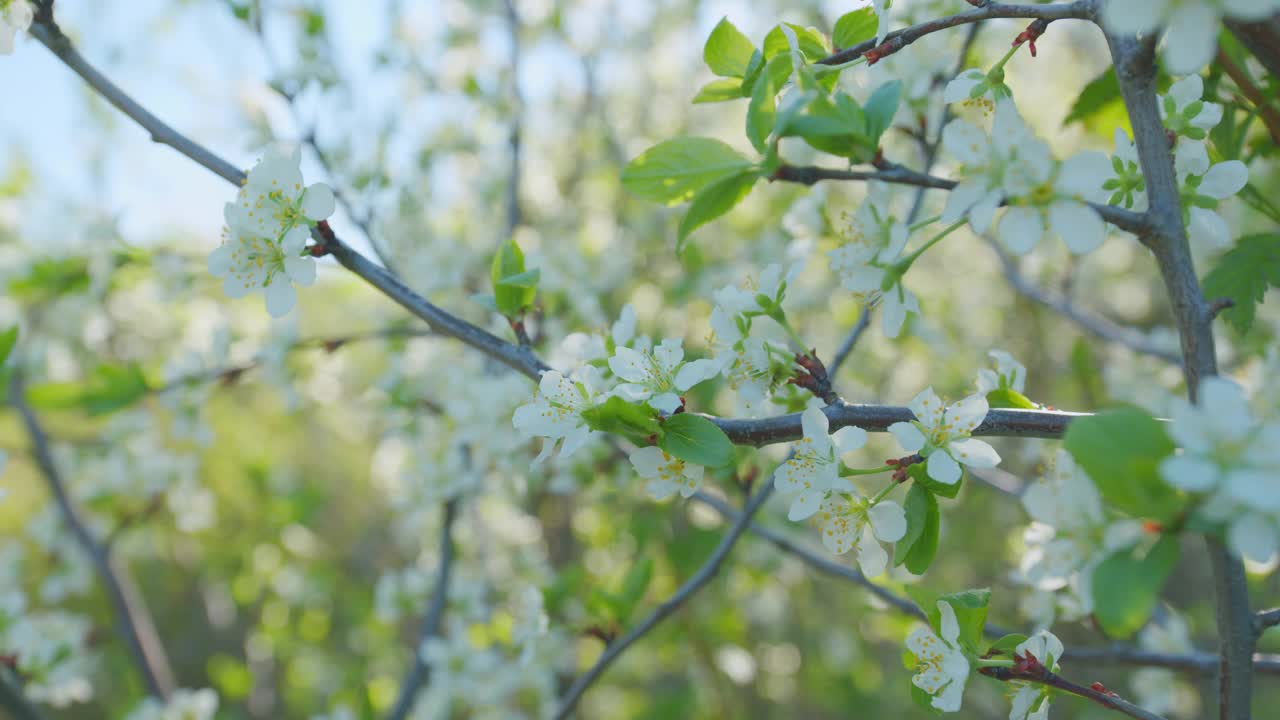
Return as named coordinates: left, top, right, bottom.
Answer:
left=981, top=660, right=1168, bottom=720
left=8, top=375, right=175, bottom=699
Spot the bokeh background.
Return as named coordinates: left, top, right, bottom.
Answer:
left=1, top=0, right=1278, bottom=717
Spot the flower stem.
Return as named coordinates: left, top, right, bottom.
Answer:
left=897, top=219, right=967, bottom=271
left=907, top=214, right=942, bottom=232
left=840, top=463, right=894, bottom=478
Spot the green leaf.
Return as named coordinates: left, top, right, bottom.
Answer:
left=987, top=633, right=1028, bottom=655
left=27, top=364, right=151, bottom=416
left=938, top=588, right=991, bottom=652
left=1064, top=68, right=1121, bottom=126
left=658, top=413, right=734, bottom=468
left=901, top=484, right=939, bottom=575
left=910, top=684, right=940, bottom=713
left=0, top=326, right=16, bottom=368
left=1201, top=233, right=1280, bottom=334
left=895, top=483, right=931, bottom=565
left=862, top=80, right=902, bottom=145
left=7, top=257, right=91, bottom=302
left=1091, top=535, right=1180, bottom=638
left=495, top=268, right=541, bottom=289
left=986, top=388, right=1037, bottom=410
left=746, top=56, right=792, bottom=153
left=783, top=92, right=876, bottom=161
left=490, top=240, right=537, bottom=317
left=693, top=78, right=745, bottom=103
left=1063, top=407, right=1181, bottom=522
left=581, top=396, right=663, bottom=445
left=908, top=462, right=961, bottom=500
left=677, top=170, right=758, bottom=247
left=833, top=8, right=878, bottom=49
left=621, top=138, right=753, bottom=206
left=616, top=557, right=654, bottom=622
left=704, top=17, right=756, bottom=78
left=762, top=23, right=830, bottom=62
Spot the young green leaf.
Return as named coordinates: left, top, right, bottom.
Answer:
left=987, top=633, right=1029, bottom=655
left=622, top=138, right=753, bottom=205
left=693, top=78, right=745, bottom=104
left=937, top=588, right=991, bottom=652
left=616, top=557, right=655, bottom=622
left=1063, top=406, right=1181, bottom=522
left=746, top=56, right=792, bottom=153
left=491, top=240, right=537, bottom=317
left=985, top=388, right=1037, bottom=410
left=833, top=8, right=878, bottom=49
left=901, top=484, right=939, bottom=574
left=27, top=363, right=151, bottom=416
left=581, top=397, right=663, bottom=445
left=677, top=170, right=759, bottom=247
left=895, top=482, right=932, bottom=564
left=658, top=413, right=734, bottom=468
left=704, top=17, right=756, bottom=78
left=1201, top=233, right=1280, bottom=334
left=1063, top=67, right=1121, bottom=126
left=1091, top=535, right=1179, bottom=638
left=0, top=326, right=17, bottom=368
left=862, top=80, right=902, bottom=145
left=762, top=23, right=830, bottom=62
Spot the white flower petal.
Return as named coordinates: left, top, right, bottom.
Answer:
left=301, top=183, right=336, bottom=220
left=629, top=447, right=665, bottom=478
left=889, top=422, right=926, bottom=453
left=1159, top=454, right=1220, bottom=492
left=1229, top=514, right=1278, bottom=564
left=948, top=438, right=1000, bottom=469
left=999, top=206, right=1045, bottom=255
left=264, top=278, right=297, bottom=317
left=856, top=526, right=889, bottom=577
left=928, top=450, right=962, bottom=485
left=1199, top=161, right=1248, bottom=199
left=868, top=500, right=907, bottom=542
left=1050, top=201, right=1106, bottom=254
left=1161, top=4, right=1220, bottom=75
left=788, top=489, right=825, bottom=521
left=284, top=255, right=317, bottom=286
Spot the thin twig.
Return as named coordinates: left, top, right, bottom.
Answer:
left=772, top=163, right=1150, bottom=237
left=8, top=374, right=174, bottom=698
left=385, top=498, right=460, bottom=720
left=553, top=480, right=777, bottom=718
left=1065, top=646, right=1280, bottom=675
left=1256, top=609, right=1280, bottom=638
left=502, top=0, right=523, bottom=240
left=983, top=663, right=1167, bottom=720
left=819, top=1, right=1093, bottom=66
left=1216, top=48, right=1280, bottom=146
left=826, top=308, right=872, bottom=381
left=987, top=238, right=1181, bottom=363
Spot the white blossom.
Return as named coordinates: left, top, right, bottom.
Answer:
left=1102, top=0, right=1280, bottom=75
left=1161, top=75, right=1223, bottom=139
left=773, top=406, right=867, bottom=521
left=513, top=368, right=602, bottom=463
left=827, top=182, right=918, bottom=337
left=629, top=446, right=704, bottom=500
left=889, top=387, right=1001, bottom=485
left=1104, top=128, right=1148, bottom=210
left=906, top=600, right=971, bottom=712
left=976, top=349, right=1027, bottom=395
left=608, top=338, right=719, bottom=414
left=125, top=689, right=219, bottom=720
left=211, top=147, right=334, bottom=316
left=0, top=0, right=33, bottom=55
left=816, top=492, right=906, bottom=575
left=1160, top=377, right=1280, bottom=562
left=1173, top=139, right=1249, bottom=247
left=1008, top=631, right=1064, bottom=720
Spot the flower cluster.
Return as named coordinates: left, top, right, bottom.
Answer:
left=975, top=349, right=1026, bottom=396
left=209, top=148, right=334, bottom=317
left=124, top=689, right=219, bottom=720
left=889, top=387, right=1001, bottom=485
left=609, top=338, right=720, bottom=414
left=1015, top=450, right=1146, bottom=626
left=827, top=183, right=919, bottom=338
left=906, top=600, right=970, bottom=712
left=1160, top=377, right=1280, bottom=562
left=942, top=102, right=1110, bottom=255
left=0, top=0, right=33, bottom=55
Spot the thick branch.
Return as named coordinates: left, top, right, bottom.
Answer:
left=8, top=375, right=174, bottom=699
left=553, top=480, right=776, bottom=718
left=818, top=1, right=1093, bottom=66
left=713, top=401, right=1087, bottom=447
left=1104, top=27, right=1252, bottom=720
left=772, top=163, right=1150, bottom=237
left=386, top=498, right=460, bottom=720
left=1256, top=609, right=1280, bottom=638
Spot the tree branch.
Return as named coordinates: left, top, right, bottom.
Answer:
left=1226, top=14, right=1280, bottom=81
left=986, top=238, right=1182, bottom=363
left=712, top=402, right=1088, bottom=447
left=385, top=498, right=460, bottom=720
left=818, top=1, right=1094, bottom=67
left=983, top=663, right=1167, bottom=720
left=1256, top=608, right=1280, bottom=638
left=553, top=479, right=776, bottom=718
left=771, top=163, right=1150, bottom=237
left=8, top=375, right=174, bottom=699
left=826, top=308, right=871, bottom=380
left=0, top=666, right=46, bottom=720
left=28, top=15, right=551, bottom=383
left=1103, top=26, right=1252, bottom=720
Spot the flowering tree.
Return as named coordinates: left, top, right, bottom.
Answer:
left=1, top=0, right=1279, bottom=718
